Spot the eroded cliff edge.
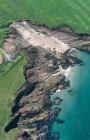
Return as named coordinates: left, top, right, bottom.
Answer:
left=4, top=20, right=90, bottom=140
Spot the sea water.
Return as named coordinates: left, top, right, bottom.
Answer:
left=52, top=50, right=90, bottom=140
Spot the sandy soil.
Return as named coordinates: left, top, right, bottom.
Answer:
left=4, top=36, right=15, bottom=54
left=11, top=21, right=70, bottom=53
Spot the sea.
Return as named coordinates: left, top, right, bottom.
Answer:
left=51, top=49, right=90, bottom=140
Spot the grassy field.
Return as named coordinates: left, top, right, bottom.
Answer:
left=0, top=55, right=25, bottom=140
left=0, top=0, right=90, bottom=139
left=1, top=0, right=90, bottom=47
left=0, top=53, right=24, bottom=78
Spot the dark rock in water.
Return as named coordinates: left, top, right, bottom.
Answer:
left=49, top=108, right=61, bottom=121
left=50, top=131, right=60, bottom=140
left=56, top=119, right=65, bottom=124
left=54, top=97, right=63, bottom=105
left=57, top=74, right=70, bottom=90
left=61, top=54, right=83, bottom=69
left=65, top=55, right=83, bottom=65
left=58, top=79, right=70, bottom=90
left=64, top=80, right=70, bottom=87
left=78, top=62, right=85, bottom=66
left=68, top=89, right=73, bottom=93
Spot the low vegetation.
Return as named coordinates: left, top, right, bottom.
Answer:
left=0, top=54, right=25, bottom=140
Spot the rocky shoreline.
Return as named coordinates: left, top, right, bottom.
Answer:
left=5, top=46, right=72, bottom=140
left=4, top=20, right=90, bottom=140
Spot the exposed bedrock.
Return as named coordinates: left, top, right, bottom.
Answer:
left=5, top=45, right=67, bottom=140
left=60, top=53, right=83, bottom=69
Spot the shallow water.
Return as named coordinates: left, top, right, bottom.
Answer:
left=52, top=50, right=90, bottom=140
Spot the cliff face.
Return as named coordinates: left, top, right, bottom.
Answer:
left=4, top=21, right=90, bottom=140
left=5, top=45, right=68, bottom=140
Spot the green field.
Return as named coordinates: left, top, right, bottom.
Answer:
left=0, top=55, right=25, bottom=140
left=0, top=0, right=90, bottom=139
left=1, top=0, right=90, bottom=47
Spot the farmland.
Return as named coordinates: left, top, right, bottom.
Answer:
left=0, top=0, right=90, bottom=139
left=1, top=0, right=90, bottom=47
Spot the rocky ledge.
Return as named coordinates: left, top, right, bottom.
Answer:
left=5, top=45, right=71, bottom=140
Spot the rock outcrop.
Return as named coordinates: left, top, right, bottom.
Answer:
left=5, top=45, right=69, bottom=140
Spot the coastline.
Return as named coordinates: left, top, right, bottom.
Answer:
left=4, top=20, right=90, bottom=140
left=52, top=50, right=90, bottom=140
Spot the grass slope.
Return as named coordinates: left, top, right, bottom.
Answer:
left=0, top=0, right=90, bottom=47
left=0, top=55, right=25, bottom=140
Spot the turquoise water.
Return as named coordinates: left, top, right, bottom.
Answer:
left=52, top=51, right=90, bottom=140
